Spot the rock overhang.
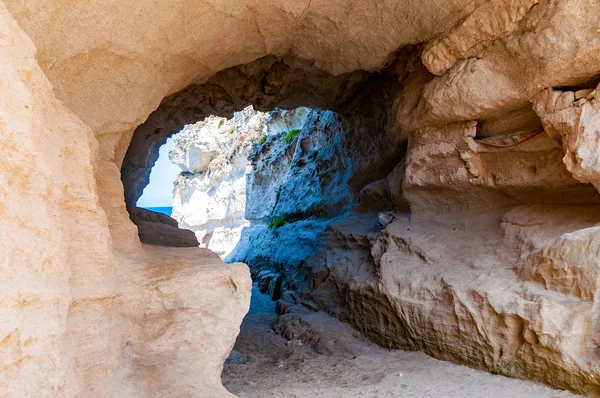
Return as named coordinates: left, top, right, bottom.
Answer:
left=3, top=0, right=600, bottom=395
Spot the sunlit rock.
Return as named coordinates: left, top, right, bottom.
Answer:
left=171, top=106, right=311, bottom=257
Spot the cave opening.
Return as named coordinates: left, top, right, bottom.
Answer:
left=124, top=99, right=413, bottom=394
left=121, top=55, right=406, bottom=250
left=6, top=0, right=600, bottom=395
left=119, top=54, right=600, bottom=396
left=118, top=54, right=449, bottom=395
left=133, top=105, right=326, bottom=259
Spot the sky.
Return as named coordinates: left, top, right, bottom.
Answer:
left=136, top=138, right=181, bottom=207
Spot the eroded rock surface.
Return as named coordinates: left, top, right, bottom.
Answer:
left=223, top=286, right=578, bottom=398
left=238, top=117, right=600, bottom=393
left=170, top=106, right=311, bottom=257
left=127, top=206, right=199, bottom=247
left=3, top=0, right=600, bottom=395
left=533, top=84, right=600, bottom=191
left=0, top=4, right=249, bottom=397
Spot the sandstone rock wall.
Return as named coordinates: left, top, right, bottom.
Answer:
left=225, top=1, right=600, bottom=393
left=227, top=82, right=600, bottom=394
left=0, top=4, right=250, bottom=397
left=303, top=133, right=600, bottom=391
left=170, top=108, right=262, bottom=257
left=3, top=0, right=600, bottom=395
left=0, top=6, right=118, bottom=394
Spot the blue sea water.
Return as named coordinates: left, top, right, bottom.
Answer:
left=143, top=206, right=173, bottom=217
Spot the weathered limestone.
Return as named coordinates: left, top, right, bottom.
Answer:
left=115, top=247, right=251, bottom=397
left=422, top=0, right=540, bottom=75
left=403, top=121, right=600, bottom=219
left=0, top=6, right=118, bottom=394
left=298, top=118, right=600, bottom=393
left=396, top=0, right=600, bottom=133
left=171, top=106, right=313, bottom=257
left=2, top=0, right=600, bottom=395
left=228, top=79, right=402, bottom=280
left=0, top=4, right=250, bottom=397
left=127, top=207, right=199, bottom=248
left=533, top=84, right=600, bottom=191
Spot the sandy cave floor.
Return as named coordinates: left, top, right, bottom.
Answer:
left=221, top=287, right=578, bottom=398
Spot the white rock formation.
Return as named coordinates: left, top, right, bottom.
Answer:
left=170, top=106, right=310, bottom=257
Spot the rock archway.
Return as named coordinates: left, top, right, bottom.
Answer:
left=121, top=54, right=405, bottom=209
left=2, top=0, right=600, bottom=396
left=120, top=54, right=406, bottom=247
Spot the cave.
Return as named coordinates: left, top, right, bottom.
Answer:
left=120, top=55, right=405, bottom=253
left=3, top=1, right=600, bottom=397
left=118, top=53, right=600, bottom=396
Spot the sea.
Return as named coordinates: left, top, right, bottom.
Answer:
left=143, top=206, right=173, bottom=217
